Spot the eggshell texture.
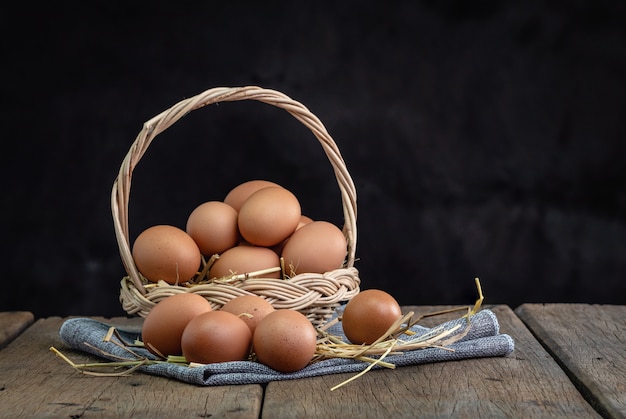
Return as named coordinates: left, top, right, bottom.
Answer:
left=220, top=295, right=276, bottom=334
left=281, top=221, right=347, bottom=275
left=181, top=310, right=252, bottom=364
left=223, top=180, right=282, bottom=211
left=238, top=187, right=301, bottom=247
left=298, top=215, right=314, bottom=226
left=253, top=309, right=317, bottom=373
left=341, top=289, right=403, bottom=345
left=208, top=245, right=281, bottom=279
left=132, top=225, right=202, bottom=284
left=186, top=201, right=239, bottom=256
left=141, top=293, right=212, bottom=357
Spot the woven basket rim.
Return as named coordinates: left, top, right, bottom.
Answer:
left=111, top=86, right=358, bottom=298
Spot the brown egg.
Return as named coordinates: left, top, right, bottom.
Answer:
left=141, top=293, right=212, bottom=357
left=238, top=186, right=301, bottom=247
left=181, top=310, right=252, bottom=364
left=186, top=201, right=239, bottom=256
left=208, top=245, right=281, bottom=279
left=132, top=225, right=202, bottom=284
left=223, top=179, right=282, bottom=211
left=341, top=289, right=402, bottom=345
left=253, top=309, right=317, bottom=373
left=281, top=221, right=347, bottom=275
left=220, top=295, right=276, bottom=334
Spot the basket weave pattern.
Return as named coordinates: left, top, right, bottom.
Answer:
left=112, top=86, right=360, bottom=326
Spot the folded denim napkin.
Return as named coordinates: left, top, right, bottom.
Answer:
left=59, top=308, right=514, bottom=386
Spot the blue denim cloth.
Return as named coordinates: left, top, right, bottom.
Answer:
left=59, top=308, right=514, bottom=386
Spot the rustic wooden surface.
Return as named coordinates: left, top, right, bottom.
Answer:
left=2, top=305, right=622, bottom=418
left=0, top=311, right=34, bottom=350
left=0, top=316, right=263, bottom=418
left=261, top=305, right=601, bottom=418
left=516, top=303, right=626, bottom=419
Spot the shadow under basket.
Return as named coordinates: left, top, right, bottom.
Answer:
left=112, top=86, right=360, bottom=327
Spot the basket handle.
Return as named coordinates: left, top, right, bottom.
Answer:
left=111, top=86, right=357, bottom=294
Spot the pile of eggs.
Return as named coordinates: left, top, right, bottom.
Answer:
left=142, top=293, right=318, bottom=373
left=130, top=178, right=406, bottom=373
left=141, top=288, right=403, bottom=372
left=131, top=180, right=348, bottom=284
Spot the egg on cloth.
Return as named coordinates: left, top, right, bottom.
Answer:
left=341, top=289, right=402, bottom=345
left=252, top=309, right=317, bottom=373
left=220, top=295, right=276, bottom=334
left=181, top=310, right=252, bottom=364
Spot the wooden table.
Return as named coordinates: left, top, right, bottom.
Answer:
left=1, top=304, right=624, bottom=418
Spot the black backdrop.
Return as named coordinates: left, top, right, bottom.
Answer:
left=2, top=1, right=625, bottom=319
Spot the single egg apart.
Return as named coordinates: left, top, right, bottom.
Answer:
left=238, top=186, right=301, bottom=247
left=132, top=225, right=202, bottom=284
left=141, top=293, right=213, bottom=357
left=186, top=201, right=239, bottom=256
left=181, top=310, right=252, bottom=364
left=220, top=295, right=276, bottom=334
left=341, top=289, right=403, bottom=345
left=253, top=309, right=317, bottom=373
left=223, top=179, right=282, bottom=212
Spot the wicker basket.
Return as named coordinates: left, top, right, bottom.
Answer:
left=112, top=86, right=360, bottom=326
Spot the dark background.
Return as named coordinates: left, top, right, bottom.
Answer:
left=2, top=1, right=625, bottom=319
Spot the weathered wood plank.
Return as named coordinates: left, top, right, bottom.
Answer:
left=0, top=316, right=262, bottom=418
left=262, top=305, right=600, bottom=418
left=516, top=303, right=626, bottom=419
left=0, top=311, right=34, bottom=350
